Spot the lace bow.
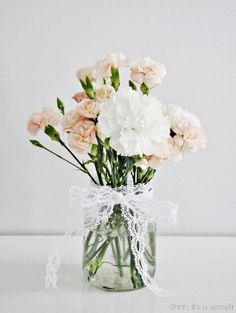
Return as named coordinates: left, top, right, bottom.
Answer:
left=45, top=183, right=177, bottom=296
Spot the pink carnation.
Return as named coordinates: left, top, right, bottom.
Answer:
left=68, top=120, right=96, bottom=153
left=27, top=107, right=60, bottom=136
left=77, top=99, right=100, bottom=119
left=72, top=91, right=88, bottom=103
left=61, top=108, right=86, bottom=132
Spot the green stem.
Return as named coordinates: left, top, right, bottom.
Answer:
left=84, top=238, right=108, bottom=268
left=123, top=247, right=131, bottom=262
left=92, top=238, right=113, bottom=276
left=131, top=167, right=136, bottom=185
left=111, top=240, right=124, bottom=277
left=106, top=148, right=116, bottom=187
left=59, top=139, right=98, bottom=185
left=111, top=241, right=117, bottom=260
left=41, top=146, right=85, bottom=172
left=114, top=237, right=123, bottom=277
left=94, top=161, right=104, bottom=185
left=140, top=167, right=151, bottom=183
left=84, top=231, right=93, bottom=253
left=111, top=149, right=119, bottom=186
left=120, top=158, right=134, bottom=186
left=86, top=233, right=100, bottom=254
left=103, top=163, right=113, bottom=186
left=137, top=167, right=143, bottom=183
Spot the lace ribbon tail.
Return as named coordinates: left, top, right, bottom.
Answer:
left=45, top=246, right=61, bottom=289
left=45, top=230, right=78, bottom=289
left=137, top=272, right=176, bottom=297
left=45, top=186, right=86, bottom=289
left=122, top=206, right=176, bottom=297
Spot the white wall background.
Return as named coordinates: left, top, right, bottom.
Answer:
left=0, top=0, right=235, bottom=235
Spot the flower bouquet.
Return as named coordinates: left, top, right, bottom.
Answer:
left=27, top=53, right=206, bottom=294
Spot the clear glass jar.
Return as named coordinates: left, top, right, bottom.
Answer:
left=83, top=204, right=156, bottom=291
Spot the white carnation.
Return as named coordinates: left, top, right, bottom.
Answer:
left=97, top=88, right=170, bottom=156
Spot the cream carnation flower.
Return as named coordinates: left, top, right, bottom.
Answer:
left=130, top=57, right=166, bottom=88
left=27, top=107, right=60, bottom=136
left=166, top=104, right=206, bottom=160
left=76, top=66, right=97, bottom=82
left=147, top=155, right=163, bottom=169
left=77, top=99, right=100, bottom=119
left=68, top=120, right=96, bottom=154
left=96, top=52, right=129, bottom=80
left=97, top=88, right=170, bottom=156
left=146, top=139, right=175, bottom=168
left=61, top=108, right=85, bottom=132
left=95, top=85, right=114, bottom=103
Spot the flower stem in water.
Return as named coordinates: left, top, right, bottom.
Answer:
left=114, top=237, right=123, bottom=278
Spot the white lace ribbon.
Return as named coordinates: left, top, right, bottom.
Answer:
left=45, top=183, right=178, bottom=296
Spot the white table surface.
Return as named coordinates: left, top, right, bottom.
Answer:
left=0, top=236, right=235, bottom=313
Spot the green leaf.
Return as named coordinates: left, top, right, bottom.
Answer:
left=79, top=79, right=87, bottom=90
left=103, top=137, right=110, bottom=149
left=140, top=82, right=149, bottom=95
left=90, top=144, right=98, bottom=157
left=96, top=136, right=110, bottom=150
left=83, top=159, right=94, bottom=165
left=129, top=80, right=137, bottom=91
left=88, top=153, right=96, bottom=161
left=29, top=140, right=44, bottom=148
left=57, top=98, right=65, bottom=115
left=44, top=125, right=61, bottom=142
left=79, top=77, right=95, bottom=99
left=85, top=77, right=93, bottom=89
left=111, top=67, right=120, bottom=91
left=146, top=168, right=155, bottom=182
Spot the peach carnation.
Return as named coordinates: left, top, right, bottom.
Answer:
left=72, top=91, right=88, bottom=103
left=96, top=52, right=129, bottom=80
left=27, top=107, right=60, bottom=136
left=68, top=120, right=96, bottom=153
left=61, top=108, right=85, bottom=132
left=95, top=85, right=114, bottom=103
left=77, top=99, right=100, bottom=119
left=166, top=104, right=207, bottom=160
left=76, top=66, right=97, bottom=82
left=130, top=57, right=166, bottom=88
left=147, top=155, right=163, bottom=169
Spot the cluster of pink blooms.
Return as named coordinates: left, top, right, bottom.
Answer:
left=27, top=87, right=113, bottom=153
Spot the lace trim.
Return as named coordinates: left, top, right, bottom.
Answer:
left=45, top=183, right=177, bottom=296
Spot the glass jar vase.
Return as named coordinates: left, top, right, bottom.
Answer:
left=83, top=204, right=156, bottom=291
